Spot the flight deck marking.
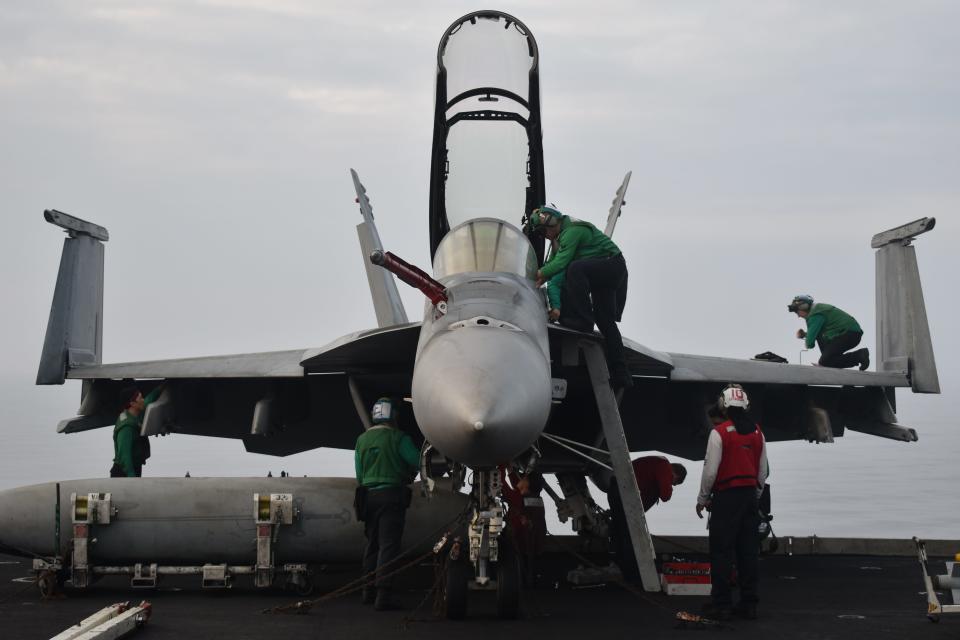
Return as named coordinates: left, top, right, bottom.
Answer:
left=308, top=508, right=352, bottom=524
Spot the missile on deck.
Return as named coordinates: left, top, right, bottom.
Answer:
left=0, top=478, right=467, bottom=570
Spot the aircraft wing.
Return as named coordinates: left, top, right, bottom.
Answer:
left=663, top=351, right=908, bottom=387
left=58, top=323, right=423, bottom=457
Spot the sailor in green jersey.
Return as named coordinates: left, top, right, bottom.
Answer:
left=111, top=385, right=163, bottom=477
left=545, top=270, right=564, bottom=322
left=789, top=295, right=870, bottom=370
left=543, top=236, right=565, bottom=322
left=354, top=397, right=419, bottom=610
left=526, top=205, right=632, bottom=389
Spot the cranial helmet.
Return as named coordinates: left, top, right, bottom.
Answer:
left=788, top=294, right=814, bottom=313
left=718, top=384, right=750, bottom=411
left=523, top=205, right=564, bottom=234
left=371, top=397, right=395, bottom=425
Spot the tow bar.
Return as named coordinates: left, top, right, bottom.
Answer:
left=915, top=537, right=960, bottom=622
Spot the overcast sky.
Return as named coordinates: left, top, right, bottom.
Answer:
left=1, top=2, right=957, bottom=534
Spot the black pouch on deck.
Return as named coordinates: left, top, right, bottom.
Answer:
left=759, top=483, right=771, bottom=516
left=753, top=351, right=788, bottom=364
left=353, top=486, right=368, bottom=522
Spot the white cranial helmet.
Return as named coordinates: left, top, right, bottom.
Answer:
left=718, top=384, right=750, bottom=410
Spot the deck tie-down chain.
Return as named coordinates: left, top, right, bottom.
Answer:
left=264, top=507, right=469, bottom=615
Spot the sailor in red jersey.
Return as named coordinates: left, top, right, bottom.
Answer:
left=696, top=384, right=769, bottom=620
left=608, top=456, right=686, bottom=583
left=500, top=467, right=547, bottom=586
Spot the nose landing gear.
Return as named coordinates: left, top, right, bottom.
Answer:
left=440, top=469, right=521, bottom=619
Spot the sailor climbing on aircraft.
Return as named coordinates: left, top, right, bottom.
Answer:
left=790, top=295, right=870, bottom=370
left=526, top=205, right=632, bottom=390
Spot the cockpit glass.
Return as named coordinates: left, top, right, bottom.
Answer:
left=444, top=124, right=528, bottom=229
left=433, top=218, right=538, bottom=280
left=440, top=15, right=536, bottom=231
left=443, top=16, right=533, bottom=108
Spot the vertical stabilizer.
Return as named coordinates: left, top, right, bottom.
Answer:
left=37, top=210, right=108, bottom=385
left=351, top=169, right=409, bottom=328
left=873, top=217, right=939, bottom=393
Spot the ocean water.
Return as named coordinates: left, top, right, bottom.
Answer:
left=1, top=378, right=956, bottom=540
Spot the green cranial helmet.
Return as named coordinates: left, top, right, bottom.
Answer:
left=371, top=397, right=395, bottom=425
left=523, top=205, right=565, bottom=234
left=788, top=294, right=814, bottom=313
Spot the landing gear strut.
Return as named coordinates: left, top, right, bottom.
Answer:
left=440, top=469, right=520, bottom=619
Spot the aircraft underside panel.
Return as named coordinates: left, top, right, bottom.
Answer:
left=544, top=331, right=914, bottom=463
left=546, top=374, right=911, bottom=462
left=65, top=372, right=419, bottom=457
left=57, top=324, right=425, bottom=456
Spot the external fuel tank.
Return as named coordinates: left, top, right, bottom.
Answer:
left=0, top=478, right=467, bottom=564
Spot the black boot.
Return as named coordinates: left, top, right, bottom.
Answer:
left=374, top=588, right=402, bottom=611
left=733, top=603, right=758, bottom=620
left=701, top=602, right=732, bottom=621
left=361, top=587, right=376, bottom=605
left=858, top=349, right=870, bottom=371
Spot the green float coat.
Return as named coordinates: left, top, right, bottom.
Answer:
left=804, top=303, right=862, bottom=349
left=354, top=425, right=420, bottom=489
left=113, top=386, right=162, bottom=477
left=538, top=217, right=621, bottom=281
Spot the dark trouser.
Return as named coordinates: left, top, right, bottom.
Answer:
left=507, top=507, right=546, bottom=586
left=110, top=463, right=141, bottom=477
left=560, top=254, right=630, bottom=385
left=709, top=486, right=760, bottom=609
left=817, top=331, right=864, bottom=368
left=362, top=486, right=407, bottom=591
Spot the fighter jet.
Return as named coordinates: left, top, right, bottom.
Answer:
left=31, top=11, right=939, bottom=616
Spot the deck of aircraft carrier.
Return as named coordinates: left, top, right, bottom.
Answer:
left=2, top=537, right=957, bottom=639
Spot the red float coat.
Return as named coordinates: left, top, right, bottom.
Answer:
left=499, top=469, right=546, bottom=555
left=713, top=420, right=764, bottom=492
left=630, top=455, right=675, bottom=511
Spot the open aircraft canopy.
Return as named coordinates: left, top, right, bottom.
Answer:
left=428, top=11, right=546, bottom=263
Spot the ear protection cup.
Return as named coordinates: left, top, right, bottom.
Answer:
left=371, top=398, right=394, bottom=424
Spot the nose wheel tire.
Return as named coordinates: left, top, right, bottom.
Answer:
left=444, top=557, right=470, bottom=620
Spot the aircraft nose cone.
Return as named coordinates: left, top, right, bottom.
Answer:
left=412, top=327, right=552, bottom=468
